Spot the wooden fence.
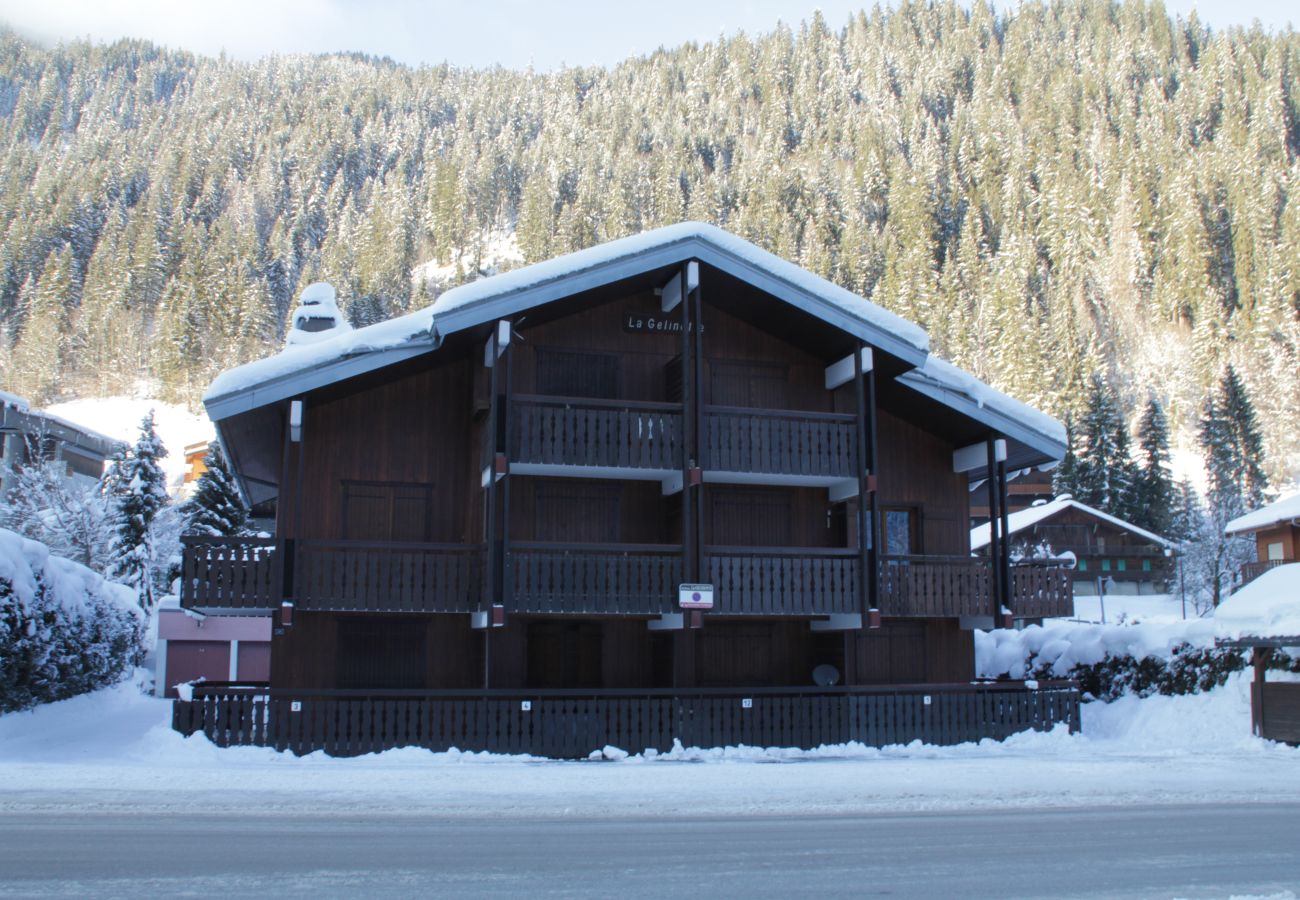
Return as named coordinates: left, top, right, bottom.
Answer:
left=510, top=543, right=681, bottom=614
left=180, top=536, right=278, bottom=610
left=173, top=682, right=1080, bottom=759
left=878, top=556, right=992, bottom=617
left=1010, top=563, right=1075, bottom=619
left=295, top=541, right=484, bottom=613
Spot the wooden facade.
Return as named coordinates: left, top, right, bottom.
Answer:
left=183, top=225, right=1076, bottom=755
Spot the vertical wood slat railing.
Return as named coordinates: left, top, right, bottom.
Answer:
left=173, top=681, right=1082, bottom=759
left=877, top=555, right=993, bottom=618
left=510, top=395, right=683, bottom=471
left=1240, top=559, right=1290, bottom=589
left=180, top=536, right=278, bottom=610
left=1009, top=562, right=1075, bottom=619
left=701, top=406, right=857, bottom=478
left=509, top=542, right=681, bottom=614
left=294, top=541, right=485, bottom=613
left=704, top=547, right=858, bottom=615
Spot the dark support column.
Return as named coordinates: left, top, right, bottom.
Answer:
left=679, top=262, right=694, bottom=594
left=501, top=331, right=514, bottom=613
left=986, top=437, right=1002, bottom=620
left=690, top=265, right=705, bottom=590
left=852, top=344, right=874, bottom=626
left=997, top=452, right=1012, bottom=623
left=484, top=332, right=498, bottom=614
left=1252, top=647, right=1272, bottom=737
left=865, top=363, right=881, bottom=626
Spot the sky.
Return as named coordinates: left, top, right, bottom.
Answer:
left=0, top=0, right=1294, bottom=71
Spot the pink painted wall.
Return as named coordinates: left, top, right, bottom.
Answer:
left=159, top=608, right=271, bottom=641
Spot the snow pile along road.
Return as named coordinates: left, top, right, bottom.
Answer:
left=0, top=671, right=1296, bottom=820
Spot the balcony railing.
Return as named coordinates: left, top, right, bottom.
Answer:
left=295, top=541, right=484, bottom=613
left=705, top=546, right=857, bottom=615
left=701, top=406, right=857, bottom=479
left=1239, top=558, right=1291, bottom=589
left=510, top=542, right=681, bottom=615
left=510, top=395, right=682, bottom=471
left=180, top=536, right=278, bottom=611
left=877, top=555, right=993, bottom=618
left=181, top=538, right=1072, bottom=620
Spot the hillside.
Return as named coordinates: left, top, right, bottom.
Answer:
left=0, top=1, right=1297, bottom=480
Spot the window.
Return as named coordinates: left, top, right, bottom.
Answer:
left=342, top=482, right=433, bottom=542
left=1268, top=542, right=1285, bottom=561
left=1101, top=559, right=1111, bottom=572
left=536, top=348, right=620, bottom=399
left=882, top=507, right=920, bottom=557
left=1142, top=559, right=1152, bottom=572
left=1078, top=558, right=1088, bottom=572
left=1117, top=559, right=1127, bottom=572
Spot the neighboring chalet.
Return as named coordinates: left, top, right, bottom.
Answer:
left=0, top=392, right=123, bottom=497
left=174, top=223, right=1078, bottom=757
left=971, top=496, right=1175, bottom=598
left=1225, top=493, right=1300, bottom=588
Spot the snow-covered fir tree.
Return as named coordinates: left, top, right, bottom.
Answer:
left=1132, top=397, right=1174, bottom=537
left=1071, top=375, right=1139, bottom=521
left=179, top=445, right=248, bottom=537
left=103, top=411, right=170, bottom=613
left=1199, top=365, right=1270, bottom=519
left=0, top=439, right=112, bottom=569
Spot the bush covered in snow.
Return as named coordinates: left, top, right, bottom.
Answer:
left=977, top=620, right=1296, bottom=702
left=0, top=528, right=144, bottom=713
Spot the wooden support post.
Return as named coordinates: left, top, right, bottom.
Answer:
left=865, top=362, right=881, bottom=626
left=484, top=330, right=498, bottom=614
left=1252, top=647, right=1272, bottom=737
left=501, top=329, right=514, bottom=617
left=986, top=437, right=1002, bottom=620
left=997, top=451, right=1013, bottom=624
left=691, top=265, right=705, bottom=595
left=852, top=342, right=870, bottom=625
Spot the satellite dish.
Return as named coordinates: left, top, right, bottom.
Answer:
left=812, top=664, right=840, bottom=687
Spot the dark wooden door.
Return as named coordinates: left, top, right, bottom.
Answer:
left=336, top=618, right=427, bottom=689
left=709, top=488, right=792, bottom=546
left=533, top=481, right=621, bottom=543
left=526, top=621, right=603, bottom=688
left=709, top=360, right=788, bottom=407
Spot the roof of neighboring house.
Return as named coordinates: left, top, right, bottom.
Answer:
left=0, top=394, right=124, bottom=460
left=1215, top=562, right=1300, bottom=645
left=970, top=496, right=1174, bottom=552
left=1224, top=492, right=1300, bottom=536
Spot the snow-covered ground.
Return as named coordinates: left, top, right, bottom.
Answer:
left=1064, top=591, right=1194, bottom=624
left=47, top=395, right=214, bottom=495
left=1, top=672, right=1296, bottom=820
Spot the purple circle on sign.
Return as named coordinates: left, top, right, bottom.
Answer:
left=692, top=592, right=701, bottom=602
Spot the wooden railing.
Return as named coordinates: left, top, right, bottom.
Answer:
left=174, top=681, right=1082, bottom=759
left=705, top=547, right=857, bottom=615
left=702, top=405, right=857, bottom=478
left=509, top=542, right=681, bottom=614
left=295, top=540, right=484, bottom=613
left=510, top=395, right=682, bottom=471
left=180, top=536, right=278, bottom=610
left=1010, top=562, right=1075, bottom=619
left=180, top=538, right=1071, bottom=620
left=878, top=555, right=993, bottom=617
left=1240, top=558, right=1291, bottom=589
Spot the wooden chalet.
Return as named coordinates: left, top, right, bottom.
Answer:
left=174, top=223, right=1078, bottom=757
left=971, top=496, right=1175, bottom=599
left=1226, top=493, right=1300, bottom=588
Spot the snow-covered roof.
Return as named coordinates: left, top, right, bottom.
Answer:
left=428, top=223, right=930, bottom=363
left=1215, top=563, right=1300, bottom=643
left=971, top=496, right=1173, bottom=552
left=896, top=356, right=1067, bottom=461
left=0, top=390, right=29, bottom=412
left=0, top=400, right=123, bottom=455
left=1224, top=492, right=1300, bottom=536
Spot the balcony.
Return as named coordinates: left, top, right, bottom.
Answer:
left=506, top=395, right=858, bottom=484
left=1239, top=558, right=1291, bottom=589
left=182, top=538, right=1073, bottom=620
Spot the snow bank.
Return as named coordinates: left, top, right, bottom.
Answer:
left=1215, top=563, right=1300, bottom=641
left=976, top=618, right=1218, bottom=679
left=0, top=529, right=143, bottom=713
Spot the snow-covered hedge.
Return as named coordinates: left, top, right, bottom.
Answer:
left=977, top=620, right=1296, bottom=702
left=0, top=528, right=144, bottom=713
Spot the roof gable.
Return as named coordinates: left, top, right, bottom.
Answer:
left=971, top=497, right=1173, bottom=551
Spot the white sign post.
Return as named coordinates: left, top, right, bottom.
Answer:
left=679, top=583, right=714, bottom=610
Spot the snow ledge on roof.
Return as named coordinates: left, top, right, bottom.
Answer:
left=1215, top=563, right=1300, bottom=642
left=1225, top=492, right=1300, bottom=536
left=971, top=496, right=1173, bottom=551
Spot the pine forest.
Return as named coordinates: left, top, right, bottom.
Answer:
left=0, top=0, right=1298, bottom=482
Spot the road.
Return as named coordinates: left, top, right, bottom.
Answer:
left=0, top=802, right=1295, bottom=898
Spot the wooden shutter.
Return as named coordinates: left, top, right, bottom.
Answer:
left=536, top=347, right=621, bottom=399
left=342, top=481, right=433, bottom=542
left=709, top=360, right=788, bottom=407
left=336, top=619, right=427, bottom=689
left=709, top=488, right=792, bottom=546
left=533, top=481, right=621, bottom=543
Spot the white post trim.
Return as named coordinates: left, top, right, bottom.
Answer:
left=228, top=639, right=240, bottom=681
left=953, top=439, right=1005, bottom=473
left=824, top=348, right=874, bottom=390
left=155, top=639, right=168, bottom=697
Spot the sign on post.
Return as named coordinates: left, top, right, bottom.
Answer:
left=679, top=583, right=714, bottom=610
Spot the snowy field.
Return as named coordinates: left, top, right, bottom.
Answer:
left=2, top=672, right=1296, bottom=821
left=1063, top=592, right=1195, bottom=624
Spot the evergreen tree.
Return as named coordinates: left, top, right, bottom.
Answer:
left=104, top=411, right=170, bottom=613
left=1052, top=414, right=1083, bottom=499
left=179, top=445, right=247, bottom=537
left=1132, top=397, right=1174, bottom=536
left=1200, top=365, right=1270, bottom=519
left=1072, top=374, right=1139, bottom=520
